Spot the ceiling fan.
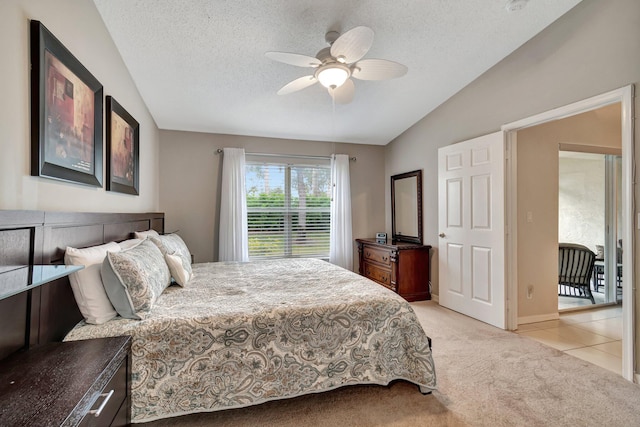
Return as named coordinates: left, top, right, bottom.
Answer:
left=266, top=26, right=408, bottom=104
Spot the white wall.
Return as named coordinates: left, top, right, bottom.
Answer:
left=159, top=130, right=386, bottom=267
left=559, top=154, right=606, bottom=251
left=0, top=0, right=160, bottom=212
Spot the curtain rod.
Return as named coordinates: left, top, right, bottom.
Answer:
left=215, top=149, right=355, bottom=162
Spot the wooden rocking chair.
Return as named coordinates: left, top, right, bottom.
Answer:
left=558, top=243, right=596, bottom=304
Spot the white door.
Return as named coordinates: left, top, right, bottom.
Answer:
left=438, top=131, right=506, bottom=328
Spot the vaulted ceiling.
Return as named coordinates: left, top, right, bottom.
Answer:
left=93, top=0, right=583, bottom=145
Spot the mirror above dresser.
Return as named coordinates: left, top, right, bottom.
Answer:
left=391, top=169, right=423, bottom=244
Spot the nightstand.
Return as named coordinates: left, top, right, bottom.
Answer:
left=0, top=335, right=131, bottom=426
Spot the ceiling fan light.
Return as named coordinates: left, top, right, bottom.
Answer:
left=317, top=66, right=349, bottom=89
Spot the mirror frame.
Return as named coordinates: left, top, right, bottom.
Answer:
left=391, top=169, right=423, bottom=244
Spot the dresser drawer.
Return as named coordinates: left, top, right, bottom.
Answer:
left=80, top=357, right=128, bottom=427
left=362, top=246, right=392, bottom=267
left=363, top=262, right=394, bottom=290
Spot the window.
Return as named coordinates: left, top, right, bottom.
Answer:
left=246, top=159, right=331, bottom=259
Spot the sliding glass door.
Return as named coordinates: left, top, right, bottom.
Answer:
left=558, top=151, right=622, bottom=309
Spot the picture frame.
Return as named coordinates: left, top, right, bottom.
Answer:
left=106, top=96, right=139, bottom=195
left=30, top=20, right=103, bottom=187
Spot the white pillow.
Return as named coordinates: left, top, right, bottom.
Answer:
left=134, top=229, right=160, bottom=239
left=64, top=242, right=121, bottom=324
left=165, top=252, right=191, bottom=286
left=149, top=234, right=193, bottom=285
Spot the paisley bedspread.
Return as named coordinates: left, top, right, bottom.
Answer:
left=64, top=258, right=436, bottom=423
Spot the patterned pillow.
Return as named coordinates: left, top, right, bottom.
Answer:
left=150, top=234, right=192, bottom=284
left=118, top=238, right=143, bottom=250
left=101, top=239, right=171, bottom=319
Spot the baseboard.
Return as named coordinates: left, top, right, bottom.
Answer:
left=518, top=312, right=559, bottom=325
left=430, top=294, right=439, bottom=303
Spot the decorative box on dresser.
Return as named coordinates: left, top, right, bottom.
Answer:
left=356, top=238, right=431, bottom=301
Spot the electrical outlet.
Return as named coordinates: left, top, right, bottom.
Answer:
left=527, top=285, right=533, bottom=299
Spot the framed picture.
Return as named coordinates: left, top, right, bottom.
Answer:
left=30, top=20, right=103, bottom=187
left=106, top=96, right=139, bottom=195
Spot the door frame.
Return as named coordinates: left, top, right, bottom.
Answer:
left=501, top=85, right=635, bottom=381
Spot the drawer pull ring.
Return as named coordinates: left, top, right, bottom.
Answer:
left=89, top=390, right=114, bottom=417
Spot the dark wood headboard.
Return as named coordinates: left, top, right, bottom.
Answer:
left=0, top=211, right=164, bottom=360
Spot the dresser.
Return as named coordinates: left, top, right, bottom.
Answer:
left=356, top=238, right=431, bottom=301
left=0, top=335, right=131, bottom=426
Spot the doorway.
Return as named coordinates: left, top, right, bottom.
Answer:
left=502, top=85, right=634, bottom=381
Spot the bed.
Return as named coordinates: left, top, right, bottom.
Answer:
left=0, top=211, right=436, bottom=424
left=65, top=257, right=436, bottom=422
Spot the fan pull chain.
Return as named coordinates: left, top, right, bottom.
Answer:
left=331, top=93, right=336, bottom=140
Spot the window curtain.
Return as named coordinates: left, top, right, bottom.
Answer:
left=218, top=147, right=249, bottom=262
left=329, top=154, right=353, bottom=270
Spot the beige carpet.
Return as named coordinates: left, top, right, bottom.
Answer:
left=141, top=301, right=640, bottom=426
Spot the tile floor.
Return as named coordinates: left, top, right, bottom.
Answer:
left=516, top=305, right=623, bottom=375
left=558, top=293, right=607, bottom=310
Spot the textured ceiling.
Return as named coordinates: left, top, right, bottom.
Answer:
left=93, top=0, right=583, bottom=145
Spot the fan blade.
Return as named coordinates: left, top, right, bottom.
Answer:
left=351, top=59, right=408, bottom=80
left=265, top=51, right=321, bottom=68
left=328, top=79, right=355, bottom=104
left=277, top=75, right=318, bottom=95
left=330, top=26, right=374, bottom=64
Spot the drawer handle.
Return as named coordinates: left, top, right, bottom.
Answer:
left=366, top=251, right=371, bottom=257
left=382, top=256, right=388, bottom=261
left=89, top=390, right=114, bottom=418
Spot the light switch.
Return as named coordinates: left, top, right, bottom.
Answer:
left=526, top=211, right=533, bottom=223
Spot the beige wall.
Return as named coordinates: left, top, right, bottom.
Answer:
left=159, top=131, right=385, bottom=268
left=386, top=0, right=639, bottom=303
left=0, top=0, right=160, bottom=212
left=516, top=133, right=560, bottom=320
